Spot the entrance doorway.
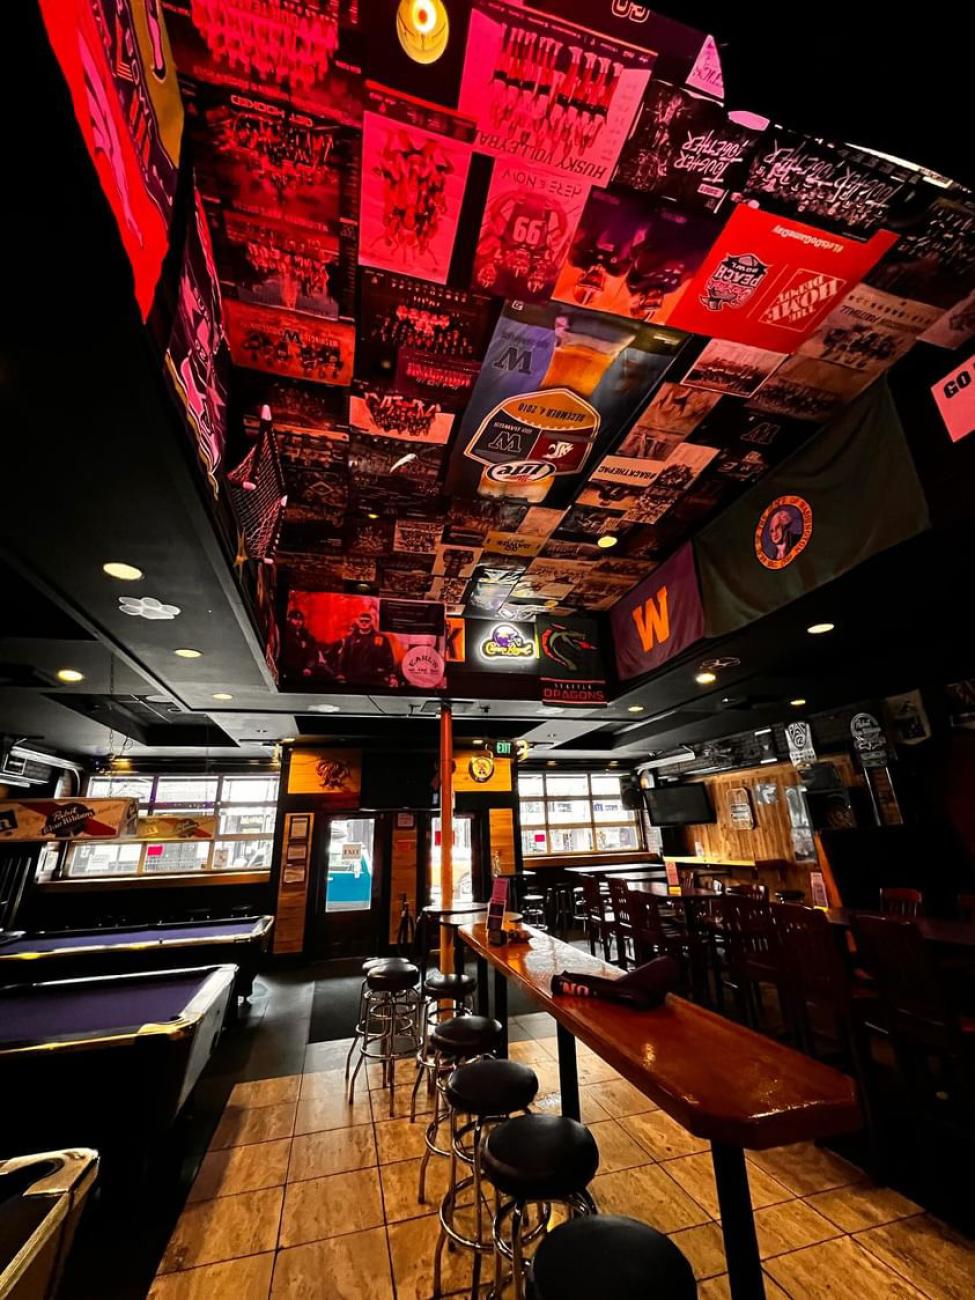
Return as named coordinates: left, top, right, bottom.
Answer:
left=427, top=813, right=478, bottom=905
left=315, top=815, right=381, bottom=958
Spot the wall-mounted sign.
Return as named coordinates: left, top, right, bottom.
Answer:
left=610, top=543, right=704, bottom=681
left=850, top=713, right=890, bottom=770
left=492, top=740, right=514, bottom=758
left=785, top=721, right=817, bottom=767
left=537, top=613, right=607, bottom=706
left=931, top=352, right=975, bottom=444
left=453, top=751, right=512, bottom=793
left=728, top=786, right=755, bottom=830
left=288, top=749, right=362, bottom=801
left=466, top=621, right=539, bottom=674
left=467, top=753, right=496, bottom=784
left=0, top=799, right=138, bottom=842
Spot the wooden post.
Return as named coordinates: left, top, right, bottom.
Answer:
left=439, top=701, right=454, bottom=973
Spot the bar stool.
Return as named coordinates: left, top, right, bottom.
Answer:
left=435, top=1058, right=540, bottom=1298
left=347, top=960, right=420, bottom=1103
left=410, top=969, right=478, bottom=1120
left=527, top=1215, right=697, bottom=1300
left=345, top=956, right=416, bottom=1083
left=522, top=894, right=547, bottom=929
left=418, top=1015, right=502, bottom=1202
left=482, top=1114, right=599, bottom=1300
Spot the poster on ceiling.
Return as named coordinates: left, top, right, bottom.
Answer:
left=920, top=287, right=975, bottom=351
left=695, top=381, right=930, bottom=636
left=537, top=613, right=607, bottom=705
left=187, top=84, right=356, bottom=231
left=681, top=339, right=785, bottom=397
left=552, top=189, right=720, bottom=322
left=931, top=353, right=975, bottom=444
left=358, top=87, right=475, bottom=285
left=630, top=382, right=722, bottom=436
left=348, top=386, right=454, bottom=443
left=742, top=131, right=930, bottom=240
left=472, top=160, right=590, bottom=303
left=667, top=204, right=898, bottom=350
left=610, top=543, right=704, bottom=680
left=749, top=355, right=874, bottom=422
left=622, top=443, right=719, bottom=525
left=613, top=81, right=764, bottom=212
left=797, top=284, right=939, bottom=375
left=162, top=0, right=363, bottom=124
left=40, top=0, right=184, bottom=318
left=284, top=592, right=447, bottom=689
left=225, top=300, right=355, bottom=386
left=863, top=196, right=975, bottom=310
left=458, top=0, right=654, bottom=187
left=164, top=188, right=229, bottom=496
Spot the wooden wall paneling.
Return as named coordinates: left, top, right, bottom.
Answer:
left=389, top=821, right=419, bottom=943
left=273, top=812, right=314, bottom=954
left=489, top=807, right=516, bottom=876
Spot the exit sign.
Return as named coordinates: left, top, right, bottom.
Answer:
left=492, top=740, right=513, bottom=757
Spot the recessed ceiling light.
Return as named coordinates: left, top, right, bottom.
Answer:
left=103, top=562, right=143, bottom=581
left=309, top=703, right=341, bottom=714
left=280, top=736, right=296, bottom=743
left=546, top=759, right=557, bottom=766
left=56, top=668, right=84, bottom=683
left=173, top=648, right=202, bottom=658
left=367, top=512, right=379, bottom=520
left=119, top=596, right=180, bottom=621
left=608, top=760, right=619, bottom=767
left=695, top=671, right=717, bottom=685
left=212, top=693, right=233, bottom=701
left=807, top=622, right=835, bottom=635
left=790, top=698, right=807, bottom=707
left=627, top=704, right=644, bottom=713
left=596, top=534, right=618, bottom=549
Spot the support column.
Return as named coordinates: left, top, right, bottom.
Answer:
left=439, top=701, right=454, bottom=974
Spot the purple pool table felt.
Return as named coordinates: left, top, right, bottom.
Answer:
left=0, top=922, right=258, bottom=954
left=0, top=973, right=210, bottom=1043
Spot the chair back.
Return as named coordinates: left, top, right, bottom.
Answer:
left=580, top=875, right=607, bottom=922
left=852, top=914, right=953, bottom=1050
left=717, top=894, right=779, bottom=978
left=879, top=886, right=922, bottom=918
left=607, top=878, right=634, bottom=930
left=772, top=904, right=850, bottom=1017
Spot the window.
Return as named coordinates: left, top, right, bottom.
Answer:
left=65, top=772, right=280, bottom=877
left=518, top=772, right=643, bottom=857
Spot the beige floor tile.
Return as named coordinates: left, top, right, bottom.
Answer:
left=370, top=1082, right=432, bottom=1122
left=299, top=1068, right=349, bottom=1099
left=575, top=1052, right=620, bottom=1085
left=271, top=1226, right=393, bottom=1299
left=589, top=1119, right=658, bottom=1173
left=584, top=1077, right=657, bottom=1118
left=535, top=1036, right=560, bottom=1058
left=149, top=1254, right=274, bottom=1299
left=532, top=1088, right=610, bottom=1124
left=288, top=1124, right=377, bottom=1183
left=530, top=1061, right=562, bottom=1095
left=619, top=1110, right=710, bottom=1161
left=697, top=1273, right=790, bottom=1299
left=854, top=1213, right=975, bottom=1298
left=158, top=1187, right=283, bottom=1273
left=375, top=1116, right=428, bottom=1163
left=279, top=1168, right=384, bottom=1247
left=663, top=1152, right=792, bottom=1220
left=229, top=1076, right=302, bottom=1109
left=387, top=1210, right=492, bottom=1299
left=380, top=1153, right=451, bottom=1223
left=591, top=1164, right=710, bottom=1234
left=806, top=1182, right=922, bottom=1233
left=210, top=1103, right=297, bottom=1151
left=668, top=1222, right=727, bottom=1280
left=752, top=1197, right=841, bottom=1258
left=294, top=1090, right=372, bottom=1135
left=749, top=1142, right=862, bottom=1196
left=509, top=1039, right=552, bottom=1066
left=189, top=1139, right=292, bottom=1203
left=764, top=1235, right=928, bottom=1298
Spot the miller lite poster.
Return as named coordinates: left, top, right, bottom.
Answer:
left=458, top=0, right=654, bottom=188
left=668, top=204, right=897, bottom=350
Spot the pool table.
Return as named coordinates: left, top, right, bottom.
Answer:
left=0, top=915, right=274, bottom=998
left=0, top=966, right=235, bottom=1170
left=0, top=1149, right=98, bottom=1299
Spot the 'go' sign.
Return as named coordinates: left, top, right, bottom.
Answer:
left=932, top=353, right=975, bottom=444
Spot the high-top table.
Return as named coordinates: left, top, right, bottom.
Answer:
left=824, top=907, right=975, bottom=949
left=461, top=922, right=860, bottom=1300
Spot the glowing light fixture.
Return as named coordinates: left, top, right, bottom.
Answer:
left=695, top=671, right=717, bottom=685
left=173, top=648, right=202, bottom=658
left=280, top=737, right=296, bottom=744
left=56, top=668, right=84, bottom=683
left=103, top=561, right=143, bottom=581
left=627, top=704, right=644, bottom=713
left=807, top=622, right=835, bottom=635
left=396, top=0, right=449, bottom=64
left=213, top=693, right=233, bottom=701
left=596, top=534, right=618, bottom=549
left=790, top=698, right=807, bottom=707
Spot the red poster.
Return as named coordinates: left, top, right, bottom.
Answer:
left=225, top=300, right=355, bottom=386
left=40, top=0, right=184, bottom=318
left=359, top=87, right=475, bottom=285
left=668, top=205, right=897, bottom=350
left=932, top=354, right=975, bottom=444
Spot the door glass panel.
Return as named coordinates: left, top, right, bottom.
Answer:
left=325, top=818, right=375, bottom=913
left=429, top=815, right=474, bottom=904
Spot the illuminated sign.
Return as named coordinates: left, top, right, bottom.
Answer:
left=492, top=739, right=514, bottom=757
left=479, top=624, right=538, bottom=661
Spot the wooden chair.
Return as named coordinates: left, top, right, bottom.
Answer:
left=607, top=879, right=636, bottom=968
left=715, top=895, right=785, bottom=1031
left=629, top=892, right=687, bottom=980
left=579, top=876, right=613, bottom=962
left=879, top=886, right=923, bottom=918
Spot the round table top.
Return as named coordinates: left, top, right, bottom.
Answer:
left=422, top=902, right=488, bottom=921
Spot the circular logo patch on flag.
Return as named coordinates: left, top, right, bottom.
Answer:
left=754, top=495, right=813, bottom=569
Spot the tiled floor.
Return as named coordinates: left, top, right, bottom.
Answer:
left=151, top=1012, right=975, bottom=1299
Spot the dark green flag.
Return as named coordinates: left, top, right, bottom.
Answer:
left=695, top=380, right=930, bottom=637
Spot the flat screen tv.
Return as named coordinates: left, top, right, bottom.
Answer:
left=643, top=783, right=715, bottom=826
left=360, top=752, right=438, bottom=810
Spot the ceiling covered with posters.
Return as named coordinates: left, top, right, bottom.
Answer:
left=27, top=0, right=975, bottom=722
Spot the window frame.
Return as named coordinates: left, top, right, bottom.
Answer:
left=64, top=772, right=280, bottom=878
left=518, top=771, right=644, bottom=858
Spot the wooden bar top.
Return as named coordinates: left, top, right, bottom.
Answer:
left=461, top=922, right=860, bottom=1151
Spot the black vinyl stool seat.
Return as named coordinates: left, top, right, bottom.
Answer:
left=528, top=1215, right=697, bottom=1300
left=431, top=1014, right=502, bottom=1058
left=366, top=962, right=420, bottom=994
left=446, top=1059, right=539, bottom=1117
left=482, top=1115, right=598, bottom=1201
left=362, top=955, right=415, bottom=973
left=423, top=970, right=478, bottom=1000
